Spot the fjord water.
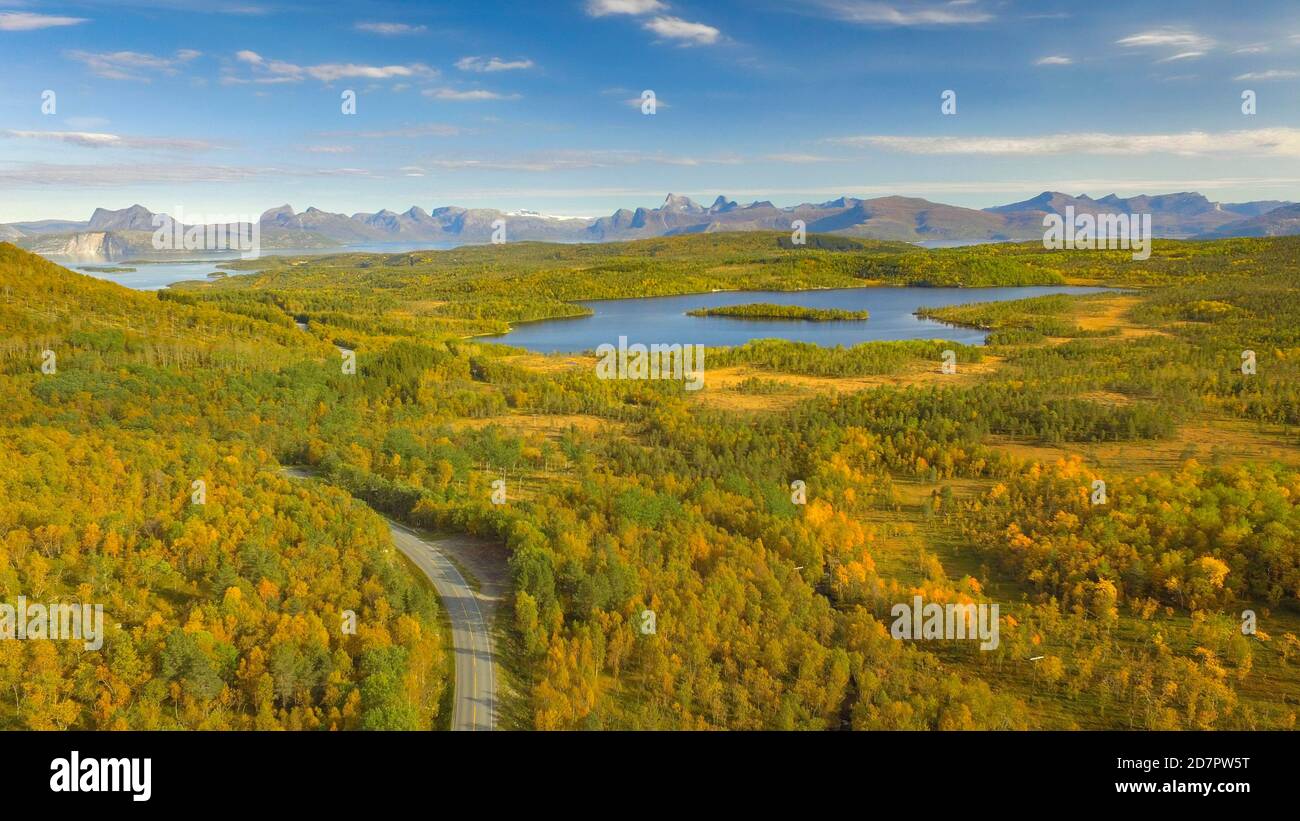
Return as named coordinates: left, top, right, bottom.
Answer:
left=67, top=243, right=460, bottom=290
left=72, top=256, right=244, bottom=290
left=491, top=286, right=1110, bottom=353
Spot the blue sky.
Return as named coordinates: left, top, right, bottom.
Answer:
left=2, top=0, right=1299, bottom=221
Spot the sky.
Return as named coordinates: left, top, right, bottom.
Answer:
left=1, top=0, right=1299, bottom=222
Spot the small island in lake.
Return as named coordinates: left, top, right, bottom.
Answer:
left=687, top=302, right=869, bottom=321
left=78, top=265, right=137, bottom=273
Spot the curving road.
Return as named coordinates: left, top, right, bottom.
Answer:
left=387, top=520, right=497, bottom=731
left=282, top=466, right=496, bottom=731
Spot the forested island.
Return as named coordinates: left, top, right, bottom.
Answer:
left=687, top=302, right=870, bottom=321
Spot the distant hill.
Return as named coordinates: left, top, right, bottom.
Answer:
left=87, top=204, right=158, bottom=232
left=11, top=204, right=339, bottom=261
left=1196, top=204, right=1300, bottom=239
left=1220, top=200, right=1293, bottom=218
left=987, top=191, right=1293, bottom=238
left=8, top=191, right=1295, bottom=259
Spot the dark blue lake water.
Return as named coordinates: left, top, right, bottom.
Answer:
left=488, top=286, right=1110, bottom=353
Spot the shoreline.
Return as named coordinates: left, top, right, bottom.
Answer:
left=473, top=284, right=1113, bottom=353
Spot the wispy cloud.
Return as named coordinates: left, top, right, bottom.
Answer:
left=0, top=162, right=385, bottom=188
left=830, top=128, right=1300, bottom=157
left=66, top=49, right=201, bottom=82
left=585, top=0, right=721, bottom=46
left=1, top=129, right=215, bottom=151
left=1035, top=55, right=1072, bottom=66
left=624, top=95, right=670, bottom=109
left=423, top=157, right=598, bottom=172
left=322, top=124, right=464, bottom=138
left=642, top=16, right=720, bottom=45
left=303, top=145, right=355, bottom=154
left=804, top=1, right=993, bottom=26
left=1234, top=69, right=1299, bottom=81
left=456, top=56, right=535, bottom=72
left=1116, top=27, right=1214, bottom=61
left=0, top=163, right=261, bottom=187
left=305, top=63, right=434, bottom=82
left=228, top=50, right=436, bottom=84
left=354, top=22, right=427, bottom=35
left=423, top=88, right=519, bottom=101
left=421, top=149, right=739, bottom=173
left=585, top=0, right=666, bottom=16
left=1156, top=51, right=1206, bottom=63
left=0, top=11, right=88, bottom=31
left=763, top=153, right=836, bottom=163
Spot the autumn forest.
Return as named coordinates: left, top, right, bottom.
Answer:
left=2, top=231, right=1299, bottom=730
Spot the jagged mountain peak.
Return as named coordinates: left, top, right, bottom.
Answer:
left=661, top=193, right=705, bottom=213
left=87, top=204, right=157, bottom=231
left=13, top=190, right=1300, bottom=251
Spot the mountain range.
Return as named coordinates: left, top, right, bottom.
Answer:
left=4, top=191, right=1296, bottom=261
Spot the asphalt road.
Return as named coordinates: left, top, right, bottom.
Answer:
left=387, top=520, right=497, bottom=731
left=282, top=466, right=497, bottom=731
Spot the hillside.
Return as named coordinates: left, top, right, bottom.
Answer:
left=0, top=243, right=449, bottom=730
left=5, top=235, right=1300, bottom=730
left=988, top=191, right=1291, bottom=238
left=1197, top=204, right=1300, bottom=238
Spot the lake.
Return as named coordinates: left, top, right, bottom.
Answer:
left=64, top=242, right=461, bottom=290
left=487, top=286, right=1110, bottom=353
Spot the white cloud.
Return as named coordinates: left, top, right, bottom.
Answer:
left=1116, top=28, right=1214, bottom=50
left=642, top=16, right=720, bottom=45
left=304, top=145, right=354, bottom=153
left=624, top=95, right=670, bottom=109
left=355, top=22, right=427, bottom=35
left=419, top=149, right=738, bottom=173
left=1035, top=55, right=1072, bottom=66
left=805, top=1, right=992, bottom=26
left=0, top=160, right=386, bottom=189
left=323, top=124, right=464, bottom=138
left=585, top=0, right=666, bottom=16
left=231, top=51, right=435, bottom=83
left=763, top=153, right=836, bottom=163
left=424, top=158, right=586, bottom=172
left=1, top=129, right=215, bottom=151
left=829, top=128, right=1300, bottom=157
left=587, top=2, right=722, bottom=46
left=0, top=163, right=262, bottom=187
left=0, top=12, right=87, bottom=31
left=423, top=88, right=519, bottom=101
left=1156, top=51, right=1206, bottom=63
left=1234, top=70, right=1299, bottom=81
left=307, top=63, right=434, bottom=82
left=456, top=56, right=535, bottom=72
left=66, top=49, right=201, bottom=82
